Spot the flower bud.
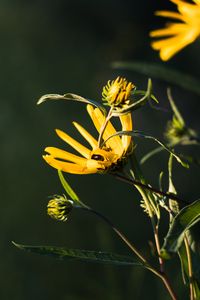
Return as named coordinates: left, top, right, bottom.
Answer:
left=102, top=77, right=135, bottom=108
left=165, top=116, right=197, bottom=146
left=47, top=195, right=73, bottom=222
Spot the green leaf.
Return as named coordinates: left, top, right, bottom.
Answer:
left=112, top=61, right=200, bottom=95
left=37, top=93, right=105, bottom=113
left=103, top=130, right=188, bottom=168
left=178, top=228, right=200, bottom=297
left=12, top=242, right=143, bottom=266
left=167, top=88, right=185, bottom=127
left=140, top=147, right=163, bottom=164
left=161, top=199, right=200, bottom=259
left=141, top=149, right=200, bottom=167
left=58, top=170, right=80, bottom=202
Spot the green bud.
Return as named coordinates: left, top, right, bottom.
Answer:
left=165, top=115, right=197, bottom=145
left=47, top=195, right=73, bottom=222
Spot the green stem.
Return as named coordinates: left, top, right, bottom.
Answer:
left=127, top=152, right=177, bottom=299
left=79, top=205, right=177, bottom=300
left=184, top=236, right=195, bottom=300
left=80, top=206, right=147, bottom=264
left=113, top=173, right=188, bottom=205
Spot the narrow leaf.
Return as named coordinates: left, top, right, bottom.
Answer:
left=112, top=61, right=200, bottom=95
left=37, top=93, right=105, bottom=113
left=167, top=89, right=185, bottom=127
left=13, top=242, right=143, bottom=266
left=178, top=229, right=200, bottom=296
left=103, top=130, right=188, bottom=168
left=58, top=170, right=80, bottom=202
left=161, top=199, right=200, bottom=258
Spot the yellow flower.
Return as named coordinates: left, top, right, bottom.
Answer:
left=102, top=77, right=135, bottom=108
left=150, top=0, right=200, bottom=61
left=43, top=104, right=133, bottom=174
left=47, top=195, right=73, bottom=222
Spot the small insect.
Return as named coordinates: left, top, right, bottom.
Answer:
left=91, top=154, right=105, bottom=161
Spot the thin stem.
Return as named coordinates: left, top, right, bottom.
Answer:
left=78, top=205, right=177, bottom=300
left=134, top=183, right=164, bottom=273
left=161, top=276, right=178, bottom=300
left=127, top=153, right=177, bottom=299
left=154, top=223, right=165, bottom=273
left=113, top=173, right=188, bottom=205
left=80, top=206, right=147, bottom=264
left=129, top=153, right=165, bottom=273
left=184, top=236, right=195, bottom=300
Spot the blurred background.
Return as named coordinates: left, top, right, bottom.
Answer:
left=1, top=0, right=200, bottom=299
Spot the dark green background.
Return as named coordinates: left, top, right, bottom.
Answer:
left=1, top=1, right=200, bottom=299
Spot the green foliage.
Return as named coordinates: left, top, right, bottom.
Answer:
left=58, top=170, right=80, bottom=202
left=161, top=199, right=200, bottom=258
left=37, top=92, right=106, bottom=113
left=112, top=61, right=200, bottom=95
left=178, top=231, right=200, bottom=298
left=104, top=130, right=188, bottom=168
left=12, top=242, right=143, bottom=266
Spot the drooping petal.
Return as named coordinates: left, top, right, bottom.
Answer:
left=73, top=121, right=98, bottom=149
left=44, top=147, right=87, bottom=164
left=87, top=104, right=123, bottom=156
left=55, top=129, right=90, bottom=158
left=119, top=113, right=133, bottom=152
left=43, top=155, right=97, bottom=174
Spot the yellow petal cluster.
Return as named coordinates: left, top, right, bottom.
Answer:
left=47, top=195, right=73, bottom=222
left=150, top=0, right=200, bottom=61
left=43, top=104, right=133, bottom=175
left=102, top=77, right=135, bottom=108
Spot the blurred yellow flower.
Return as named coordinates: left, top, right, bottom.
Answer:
left=43, top=104, right=133, bottom=174
left=150, top=0, right=200, bottom=61
left=102, top=77, right=135, bottom=108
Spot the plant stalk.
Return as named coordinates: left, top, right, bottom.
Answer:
left=79, top=205, right=177, bottom=300
left=184, top=236, right=195, bottom=300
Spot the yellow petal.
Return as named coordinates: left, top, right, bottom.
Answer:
left=193, top=0, right=200, bottom=6
left=73, top=121, right=98, bottom=149
left=44, top=147, right=87, bottom=165
left=150, top=23, right=186, bottom=38
left=170, top=0, right=200, bottom=18
left=55, top=129, right=90, bottom=158
left=87, top=105, right=123, bottom=156
left=152, top=28, right=199, bottom=60
left=155, top=10, right=185, bottom=21
left=43, top=155, right=97, bottom=174
left=119, top=113, right=133, bottom=152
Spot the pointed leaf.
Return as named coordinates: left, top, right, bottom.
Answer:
left=112, top=61, right=200, bottom=95
left=103, top=130, right=188, bottom=168
left=161, top=200, right=200, bottom=259
left=37, top=93, right=105, bottom=113
left=58, top=170, right=80, bottom=202
left=13, top=242, right=143, bottom=266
